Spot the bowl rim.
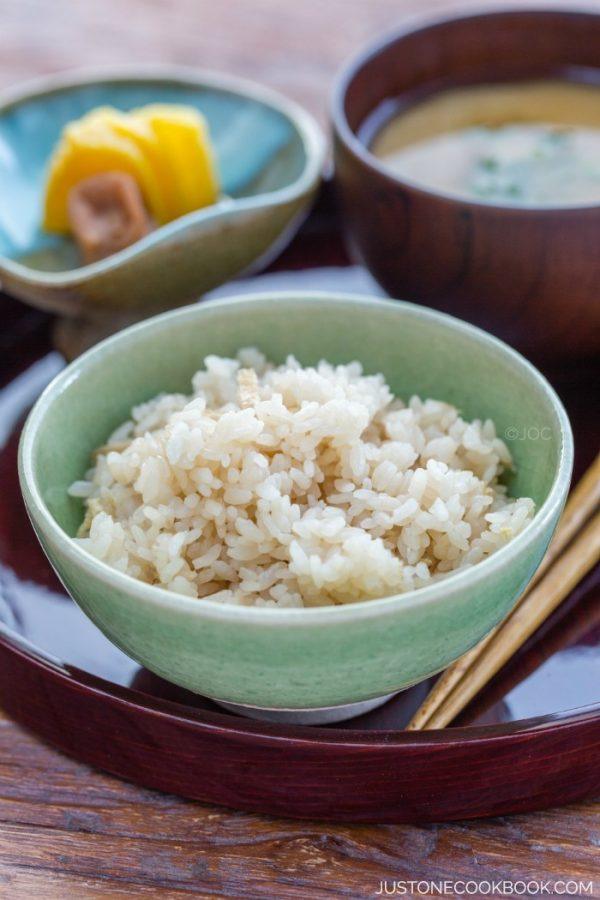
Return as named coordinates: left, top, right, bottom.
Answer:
left=331, top=5, right=600, bottom=214
left=0, top=64, right=326, bottom=286
left=19, top=291, right=574, bottom=626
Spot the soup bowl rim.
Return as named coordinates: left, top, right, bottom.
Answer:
left=331, top=5, right=600, bottom=214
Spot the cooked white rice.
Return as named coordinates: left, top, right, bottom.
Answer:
left=70, top=349, right=534, bottom=608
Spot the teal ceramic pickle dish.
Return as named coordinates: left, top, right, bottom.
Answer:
left=0, top=68, right=325, bottom=320
left=19, top=293, right=573, bottom=712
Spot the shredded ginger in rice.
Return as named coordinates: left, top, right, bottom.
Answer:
left=69, top=349, right=535, bottom=607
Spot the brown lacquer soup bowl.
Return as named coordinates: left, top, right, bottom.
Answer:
left=332, top=8, right=600, bottom=361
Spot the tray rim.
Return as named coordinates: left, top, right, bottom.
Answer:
left=2, top=629, right=599, bottom=823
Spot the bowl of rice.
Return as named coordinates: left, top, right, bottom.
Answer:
left=19, top=293, right=573, bottom=718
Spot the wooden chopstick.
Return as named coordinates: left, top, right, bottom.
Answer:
left=407, top=452, right=600, bottom=731
left=422, top=510, right=600, bottom=729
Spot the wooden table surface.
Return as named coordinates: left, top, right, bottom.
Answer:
left=1, top=0, right=599, bottom=896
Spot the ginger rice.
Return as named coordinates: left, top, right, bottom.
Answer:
left=69, top=349, right=534, bottom=607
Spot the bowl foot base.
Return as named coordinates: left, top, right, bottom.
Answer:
left=212, top=693, right=397, bottom=725
left=53, top=313, right=144, bottom=360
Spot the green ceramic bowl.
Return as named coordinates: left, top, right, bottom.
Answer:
left=19, top=293, right=573, bottom=712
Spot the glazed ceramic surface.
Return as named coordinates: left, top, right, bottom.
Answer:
left=332, top=8, right=600, bottom=361
left=0, top=68, right=324, bottom=316
left=19, top=293, right=573, bottom=709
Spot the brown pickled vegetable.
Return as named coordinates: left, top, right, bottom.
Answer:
left=67, top=172, right=153, bottom=264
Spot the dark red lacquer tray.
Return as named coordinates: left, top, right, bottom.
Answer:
left=1, top=200, right=599, bottom=823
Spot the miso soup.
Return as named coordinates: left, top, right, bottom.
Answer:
left=371, top=81, right=600, bottom=206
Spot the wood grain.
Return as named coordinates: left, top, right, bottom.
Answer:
left=0, top=0, right=565, bottom=126
left=1, top=0, right=599, bottom=894
left=0, top=720, right=599, bottom=898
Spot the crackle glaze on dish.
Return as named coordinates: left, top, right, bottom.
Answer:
left=19, top=293, right=573, bottom=709
left=0, top=68, right=325, bottom=316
